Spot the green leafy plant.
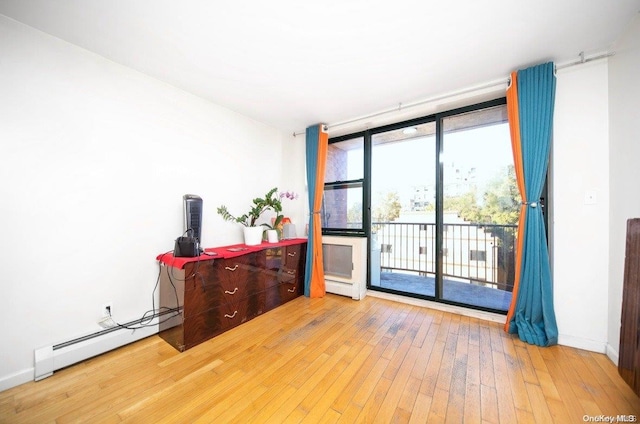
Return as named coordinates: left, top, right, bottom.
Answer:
left=263, top=190, right=299, bottom=231
left=263, top=214, right=285, bottom=231
left=217, top=187, right=283, bottom=227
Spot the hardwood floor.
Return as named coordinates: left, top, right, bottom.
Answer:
left=1, top=294, right=639, bottom=423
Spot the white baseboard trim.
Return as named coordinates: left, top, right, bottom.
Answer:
left=606, top=343, right=619, bottom=365
left=366, top=290, right=507, bottom=324
left=0, top=368, right=34, bottom=392
left=34, top=322, right=160, bottom=382
left=1, top=314, right=166, bottom=392
left=557, top=333, right=608, bottom=353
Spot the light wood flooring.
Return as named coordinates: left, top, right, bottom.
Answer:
left=1, top=294, right=639, bottom=423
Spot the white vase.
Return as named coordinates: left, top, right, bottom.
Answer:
left=243, top=226, right=264, bottom=246
left=266, top=229, right=279, bottom=243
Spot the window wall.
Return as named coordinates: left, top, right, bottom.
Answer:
left=324, top=98, right=521, bottom=314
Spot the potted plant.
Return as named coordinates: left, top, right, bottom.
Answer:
left=262, top=190, right=299, bottom=242
left=263, top=214, right=284, bottom=243
left=217, top=187, right=283, bottom=245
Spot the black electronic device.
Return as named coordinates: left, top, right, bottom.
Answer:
left=183, top=194, right=203, bottom=244
left=174, top=235, right=200, bottom=257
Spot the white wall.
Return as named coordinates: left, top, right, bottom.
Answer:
left=552, top=60, right=610, bottom=352
left=607, top=15, right=640, bottom=364
left=0, top=16, right=307, bottom=390
left=325, top=59, right=617, bottom=354
left=3, top=11, right=636, bottom=393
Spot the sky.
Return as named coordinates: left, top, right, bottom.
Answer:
left=347, top=122, right=513, bottom=211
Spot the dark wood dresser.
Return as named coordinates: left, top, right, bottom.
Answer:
left=620, top=219, right=640, bottom=396
left=157, top=240, right=307, bottom=351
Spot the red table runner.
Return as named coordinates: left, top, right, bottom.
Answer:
left=156, top=238, right=307, bottom=269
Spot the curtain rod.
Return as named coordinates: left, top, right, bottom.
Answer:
left=556, top=51, right=614, bottom=71
left=292, top=51, right=613, bottom=137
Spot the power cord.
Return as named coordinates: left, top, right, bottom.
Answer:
left=104, top=238, right=208, bottom=332
left=105, top=249, right=192, bottom=331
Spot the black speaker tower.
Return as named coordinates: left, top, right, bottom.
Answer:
left=183, top=194, right=203, bottom=243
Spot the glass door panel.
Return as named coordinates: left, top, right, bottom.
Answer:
left=441, top=105, right=517, bottom=311
left=370, top=122, right=437, bottom=297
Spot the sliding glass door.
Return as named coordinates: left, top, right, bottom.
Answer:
left=370, top=121, right=437, bottom=297
left=369, top=100, right=517, bottom=313
left=440, top=104, right=516, bottom=311
left=325, top=98, right=518, bottom=313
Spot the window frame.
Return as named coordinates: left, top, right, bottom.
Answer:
left=322, top=132, right=367, bottom=236
left=321, top=97, right=551, bottom=315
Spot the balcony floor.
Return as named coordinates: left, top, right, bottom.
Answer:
left=372, top=270, right=512, bottom=312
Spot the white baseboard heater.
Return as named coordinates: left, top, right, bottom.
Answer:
left=322, top=235, right=367, bottom=300
left=33, top=310, right=176, bottom=381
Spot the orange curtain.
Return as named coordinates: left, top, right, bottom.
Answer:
left=304, top=124, right=328, bottom=298
left=311, top=126, right=328, bottom=297
left=504, top=71, right=526, bottom=332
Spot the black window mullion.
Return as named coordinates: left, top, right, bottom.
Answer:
left=435, top=115, right=444, bottom=300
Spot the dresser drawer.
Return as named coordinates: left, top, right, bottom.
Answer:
left=217, top=274, right=263, bottom=302
left=183, top=254, right=260, bottom=291
left=279, top=267, right=299, bottom=285
left=182, top=305, right=228, bottom=349
left=282, top=245, right=304, bottom=270
left=279, top=279, right=303, bottom=303
left=183, top=283, right=226, bottom=318
left=183, top=259, right=220, bottom=292
left=264, top=278, right=303, bottom=310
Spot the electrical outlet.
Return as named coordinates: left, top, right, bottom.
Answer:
left=102, top=302, right=113, bottom=318
left=98, top=302, right=115, bottom=328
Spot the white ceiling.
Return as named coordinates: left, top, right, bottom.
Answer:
left=1, top=0, right=638, bottom=133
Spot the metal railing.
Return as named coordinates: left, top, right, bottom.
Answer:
left=372, top=221, right=517, bottom=292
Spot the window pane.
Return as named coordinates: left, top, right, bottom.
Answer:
left=326, top=137, right=364, bottom=183
left=322, top=184, right=363, bottom=230
left=441, top=103, right=517, bottom=311
left=370, top=121, right=437, bottom=288
left=371, top=122, right=436, bottom=217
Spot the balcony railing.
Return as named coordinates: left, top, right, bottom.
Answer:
left=372, top=221, right=518, bottom=292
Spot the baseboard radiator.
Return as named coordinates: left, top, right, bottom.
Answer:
left=34, top=310, right=177, bottom=381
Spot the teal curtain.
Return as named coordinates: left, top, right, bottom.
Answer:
left=507, top=62, right=559, bottom=346
left=304, top=125, right=320, bottom=297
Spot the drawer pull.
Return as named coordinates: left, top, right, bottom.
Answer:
left=225, top=287, right=239, bottom=295
left=287, top=288, right=296, bottom=293
left=287, top=252, right=296, bottom=257
left=287, top=270, right=296, bottom=275
left=224, top=311, right=238, bottom=319
left=225, top=265, right=239, bottom=272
